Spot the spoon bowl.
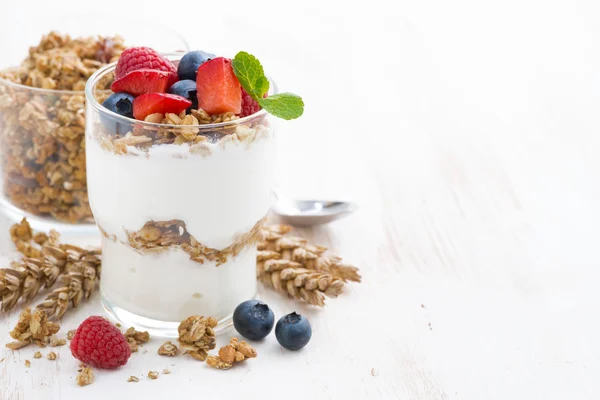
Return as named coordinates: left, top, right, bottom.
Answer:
left=271, top=193, right=358, bottom=226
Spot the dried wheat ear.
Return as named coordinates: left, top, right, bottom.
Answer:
left=257, top=225, right=361, bottom=306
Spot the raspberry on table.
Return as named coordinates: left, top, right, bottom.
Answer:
left=69, top=316, right=131, bottom=369
left=239, top=88, right=262, bottom=117
left=115, top=46, right=178, bottom=86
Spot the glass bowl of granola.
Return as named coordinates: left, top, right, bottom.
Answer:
left=0, top=30, right=188, bottom=234
left=85, top=51, right=281, bottom=336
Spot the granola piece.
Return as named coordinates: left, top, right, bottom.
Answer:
left=50, top=335, right=66, bottom=347
left=206, top=356, right=232, bottom=370
left=76, top=366, right=94, bottom=386
left=148, top=371, right=159, bottom=380
left=127, top=376, right=139, bottom=382
left=207, top=337, right=257, bottom=370
left=7, top=308, right=60, bottom=348
left=47, top=351, right=57, bottom=360
left=162, top=369, right=171, bottom=374
left=124, top=327, right=149, bottom=353
left=25, top=359, right=31, bottom=368
left=158, top=341, right=178, bottom=357
left=127, top=338, right=138, bottom=353
left=67, top=330, right=76, bottom=340
left=177, top=315, right=217, bottom=361
left=33, top=351, right=42, bottom=359
left=125, top=327, right=150, bottom=344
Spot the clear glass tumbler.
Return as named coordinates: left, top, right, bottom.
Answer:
left=0, top=22, right=188, bottom=235
left=85, top=55, right=277, bottom=336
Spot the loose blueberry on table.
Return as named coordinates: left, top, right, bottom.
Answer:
left=233, top=299, right=275, bottom=341
left=100, top=46, right=304, bottom=127
left=275, top=312, right=312, bottom=350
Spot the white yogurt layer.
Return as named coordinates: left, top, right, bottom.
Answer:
left=86, top=131, right=275, bottom=321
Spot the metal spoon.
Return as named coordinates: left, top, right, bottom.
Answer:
left=271, top=191, right=358, bottom=227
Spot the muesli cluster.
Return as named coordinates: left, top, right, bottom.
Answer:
left=0, top=32, right=125, bottom=223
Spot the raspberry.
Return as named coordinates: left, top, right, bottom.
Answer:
left=115, top=47, right=178, bottom=86
left=69, top=316, right=131, bottom=369
left=239, top=88, right=261, bottom=117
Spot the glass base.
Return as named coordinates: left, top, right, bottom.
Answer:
left=0, top=196, right=98, bottom=238
left=101, top=290, right=234, bottom=338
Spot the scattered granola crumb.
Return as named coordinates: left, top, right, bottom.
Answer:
left=127, top=376, right=139, bottom=383
left=428, top=322, right=432, bottom=331
left=177, top=315, right=217, bottom=361
left=207, top=337, right=257, bottom=370
left=125, top=327, right=150, bottom=353
left=371, top=368, right=379, bottom=376
left=206, top=356, right=232, bottom=370
left=24, top=359, right=31, bottom=368
left=33, top=351, right=42, bottom=359
left=162, top=369, right=171, bottom=374
left=67, top=330, right=76, bottom=340
left=76, top=366, right=94, bottom=386
left=158, top=341, right=178, bottom=357
left=115, top=323, right=122, bottom=328
left=50, top=335, right=67, bottom=347
left=7, top=308, right=60, bottom=349
left=47, top=351, right=57, bottom=360
left=148, top=371, right=159, bottom=380
left=127, top=339, right=138, bottom=353
left=421, top=304, right=425, bottom=309
left=0, top=357, right=4, bottom=362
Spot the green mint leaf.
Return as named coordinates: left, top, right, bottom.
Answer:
left=232, top=51, right=269, bottom=100
left=258, top=93, right=304, bottom=120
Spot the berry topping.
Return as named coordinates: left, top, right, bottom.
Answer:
left=177, top=50, right=215, bottom=81
left=110, top=69, right=170, bottom=96
left=133, top=93, right=192, bottom=120
left=168, top=79, right=198, bottom=110
left=102, top=92, right=135, bottom=118
left=233, top=300, right=275, bottom=341
left=275, top=312, right=312, bottom=351
left=196, top=57, right=241, bottom=115
left=115, top=46, right=177, bottom=86
left=101, top=92, right=135, bottom=134
left=239, top=87, right=261, bottom=117
left=69, top=316, right=131, bottom=369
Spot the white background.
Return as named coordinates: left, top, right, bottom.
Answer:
left=1, top=0, right=600, bottom=399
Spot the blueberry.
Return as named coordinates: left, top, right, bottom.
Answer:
left=233, top=300, right=274, bottom=341
left=177, top=50, right=216, bottom=81
left=275, top=312, right=312, bottom=351
left=168, top=80, right=198, bottom=110
left=101, top=92, right=135, bottom=134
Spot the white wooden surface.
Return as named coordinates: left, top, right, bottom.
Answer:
left=1, top=0, right=600, bottom=398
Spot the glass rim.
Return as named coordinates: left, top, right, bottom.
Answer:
left=85, top=53, right=278, bottom=130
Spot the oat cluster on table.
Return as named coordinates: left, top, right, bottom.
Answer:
left=157, top=341, right=179, bottom=357
left=206, top=337, right=257, bottom=370
left=6, top=307, right=60, bottom=349
left=124, top=327, right=150, bottom=353
left=177, top=315, right=217, bottom=361
left=0, top=31, right=125, bottom=223
left=76, top=366, right=94, bottom=386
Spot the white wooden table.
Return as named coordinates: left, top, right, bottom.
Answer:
left=1, top=0, right=600, bottom=398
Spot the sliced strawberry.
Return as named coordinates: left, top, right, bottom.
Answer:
left=111, top=69, right=170, bottom=96
left=196, top=57, right=241, bottom=115
left=133, top=93, right=192, bottom=120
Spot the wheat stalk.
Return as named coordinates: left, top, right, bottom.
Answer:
left=257, top=225, right=361, bottom=306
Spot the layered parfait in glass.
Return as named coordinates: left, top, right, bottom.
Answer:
left=85, top=47, right=302, bottom=335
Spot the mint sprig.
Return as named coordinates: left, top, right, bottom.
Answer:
left=232, top=51, right=304, bottom=120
